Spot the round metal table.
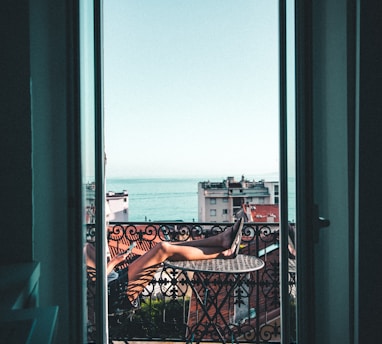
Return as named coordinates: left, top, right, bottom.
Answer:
left=164, top=254, right=264, bottom=344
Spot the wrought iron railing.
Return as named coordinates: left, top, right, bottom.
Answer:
left=86, top=222, right=296, bottom=343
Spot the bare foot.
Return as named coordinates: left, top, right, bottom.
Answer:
left=218, top=248, right=235, bottom=258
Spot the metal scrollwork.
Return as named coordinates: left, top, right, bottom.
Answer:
left=86, top=221, right=293, bottom=343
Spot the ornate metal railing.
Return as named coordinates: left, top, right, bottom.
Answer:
left=86, top=222, right=296, bottom=343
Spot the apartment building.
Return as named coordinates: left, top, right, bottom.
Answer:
left=106, top=190, right=129, bottom=222
left=198, top=176, right=279, bottom=222
left=85, top=183, right=129, bottom=224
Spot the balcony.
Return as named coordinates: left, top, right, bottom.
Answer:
left=86, top=222, right=296, bottom=343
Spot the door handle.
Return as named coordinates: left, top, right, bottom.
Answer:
left=318, top=216, right=330, bottom=228
left=314, top=205, right=330, bottom=243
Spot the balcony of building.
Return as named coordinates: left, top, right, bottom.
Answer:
left=86, top=221, right=296, bottom=343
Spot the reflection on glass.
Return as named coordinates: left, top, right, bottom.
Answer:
left=80, top=0, right=97, bottom=340
left=286, top=0, right=297, bottom=341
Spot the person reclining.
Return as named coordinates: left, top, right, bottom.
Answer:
left=86, top=218, right=243, bottom=311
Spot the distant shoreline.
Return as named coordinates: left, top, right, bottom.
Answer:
left=106, top=172, right=281, bottom=182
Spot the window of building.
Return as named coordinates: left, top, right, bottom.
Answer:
left=210, top=209, right=216, bottom=217
left=222, top=198, right=228, bottom=203
left=222, top=209, right=228, bottom=215
left=210, top=198, right=216, bottom=205
left=233, top=198, right=243, bottom=207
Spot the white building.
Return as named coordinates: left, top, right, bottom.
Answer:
left=198, top=176, right=279, bottom=222
left=106, top=190, right=129, bottom=222
left=85, top=182, right=129, bottom=224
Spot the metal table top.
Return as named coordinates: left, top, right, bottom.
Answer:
left=164, top=254, right=264, bottom=274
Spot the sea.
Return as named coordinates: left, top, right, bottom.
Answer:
left=106, top=177, right=200, bottom=222
left=106, top=176, right=296, bottom=223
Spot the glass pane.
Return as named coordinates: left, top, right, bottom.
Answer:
left=286, top=0, right=297, bottom=341
left=80, top=1, right=97, bottom=341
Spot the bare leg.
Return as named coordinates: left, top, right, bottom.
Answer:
left=84, top=243, right=96, bottom=269
left=127, top=226, right=239, bottom=301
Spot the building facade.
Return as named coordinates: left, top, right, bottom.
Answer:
left=106, top=190, right=129, bottom=222
left=198, top=176, right=279, bottom=222
left=85, top=182, right=129, bottom=224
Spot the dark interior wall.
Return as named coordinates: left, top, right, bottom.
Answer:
left=357, top=0, right=382, bottom=341
left=0, top=0, right=83, bottom=342
left=0, top=0, right=33, bottom=264
left=30, top=0, right=70, bottom=308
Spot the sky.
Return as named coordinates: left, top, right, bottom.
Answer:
left=103, top=0, right=280, bottom=179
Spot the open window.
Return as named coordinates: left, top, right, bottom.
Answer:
left=82, top=0, right=297, bottom=342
